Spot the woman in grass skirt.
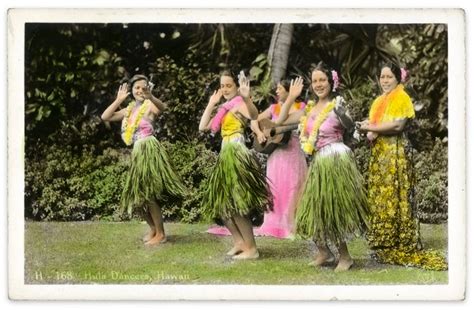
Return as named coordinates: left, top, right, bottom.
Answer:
left=101, top=74, right=186, bottom=246
left=199, top=70, right=271, bottom=260
left=358, top=63, right=447, bottom=271
left=279, top=62, right=368, bottom=271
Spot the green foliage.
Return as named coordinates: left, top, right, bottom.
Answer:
left=24, top=139, right=217, bottom=222
left=413, top=139, right=448, bottom=223
left=25, top=145, right=129, bottom=221
left=149, top=54, right=215, bottom=141
left=25, top=24, right=124, bottom=140
left=160, top=140, right=217, bottom=223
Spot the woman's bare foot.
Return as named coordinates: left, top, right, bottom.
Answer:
left=334, top=257, right=354, bottom=272
left=145, top=234, right=167, bottom=246
left=312, top=252, right=336, bottom=267
left=226, top=245, right=244, bottom=256
left=142, top=230, right=156, bottom=243
left=232, top=249, right=259, bottom=260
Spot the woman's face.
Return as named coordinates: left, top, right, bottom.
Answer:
left=276, top=83, right=289, bottom=102
left=379, top=67, right=399, bottom=94
left=132, top=79, right=148, bottom=102
left=311, top=70, right=331, bottom=100
left=220, top=76, right=238, bottom=100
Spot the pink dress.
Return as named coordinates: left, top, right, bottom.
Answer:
left=254, top=103, right=307, bottom=238
left=207, top=102, right=307, bottom=238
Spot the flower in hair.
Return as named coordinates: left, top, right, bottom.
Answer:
left=331, top=70, right=340, bottom=91
left=400, top=68, right=408, bottom=83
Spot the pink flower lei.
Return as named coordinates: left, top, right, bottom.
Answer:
left=210, top=96, right=243, bottom=133
left=331, top=70, right=340, bottom=92
left=400, top=68, right=408, bottom=83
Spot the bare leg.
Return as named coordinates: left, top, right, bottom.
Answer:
left=232, top=215, right=259, bottom=260
left=223, top=218, right=245, bottom=256
left=335, top=242, right=353, bottom=272
left=145, top=201, right=167, bottom=246
left=142, top=211, right=156, bottom=242
left=310, top=242, right=335, bottom=267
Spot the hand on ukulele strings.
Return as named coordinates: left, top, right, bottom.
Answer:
left=238, top=70, right=251, bottom=99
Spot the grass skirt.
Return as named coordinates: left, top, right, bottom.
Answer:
left=201, top=141, right=271, bottom=220
left=295, top=143, right=368, bottom=244
left=121, top=136, right=186, bottom=215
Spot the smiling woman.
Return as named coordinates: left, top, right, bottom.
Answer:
left=199, top=70, right=271, bottom=260
left=358, top=63, right=447, bottom=271
left=101, top=74, right=187, bottom=247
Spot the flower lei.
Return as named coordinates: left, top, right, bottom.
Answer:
left=121, top=100, right=149, bottom=146
left=271, top=101, right=305, bottom=119
left=331, top=70, right=340, bottom=92
left=400, top=68, right=408, bottom=83
left=299, top=99, right=336, bottom=155
left=210, top=96, right=243, bottom=133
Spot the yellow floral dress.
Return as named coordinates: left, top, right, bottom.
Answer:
left=366, top=85, right=447, bottom=271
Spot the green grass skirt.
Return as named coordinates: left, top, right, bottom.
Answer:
left=201, top=141, right=271, bottom=220
left=295, top=146, right=368, bottom=243
left=121, top=136, right=187, bottom=215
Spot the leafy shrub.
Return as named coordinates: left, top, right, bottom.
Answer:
left=160, top=139, right=217, bottom=223
left=413, top=138, right=448, bottom=223
left=24, top=139, right=218, bottom=222
left=25, top=145, right=129, bottom=221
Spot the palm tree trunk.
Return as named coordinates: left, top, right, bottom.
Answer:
left=268, top=24, right=294, bottom=87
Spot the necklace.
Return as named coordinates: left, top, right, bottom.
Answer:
left=299, top=99, right=336, bottom=155
left=121, top=100, right=149, bottom=146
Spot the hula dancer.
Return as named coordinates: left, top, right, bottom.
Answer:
left=101, top=74, right=186, bottom=246
left=279, top=62, right=368, bottom=272
left=199, top=70, right=271, bottom=260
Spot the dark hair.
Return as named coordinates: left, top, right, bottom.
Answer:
left=277, top=78, right=304, bottom=103
left=219, top=70, right=239, bottom=86
left=279, top=78, right=292, bottom=92
left=380, top=62, right=402, bottom=83
left=129, top=74, right=149, bottom=88
left=310, top=61, right=338, bottom=100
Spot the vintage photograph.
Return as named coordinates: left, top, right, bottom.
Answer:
left=7, top=8, right=465, bottom=300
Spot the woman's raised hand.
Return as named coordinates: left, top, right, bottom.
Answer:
left=143, top=82, right=154, bottom=99
left=289, top=77, right=304, bottom=99
left=116, top=83, right=130, bottom=102
left=238, top=71, right=250, bottom=99
left=335, top=96, right=347, bottom=115
left=209, top=89, right=223, bottom=106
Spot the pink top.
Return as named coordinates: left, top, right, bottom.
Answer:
left=128, top=105, right=154, bottom=143
left=305, top=111, right=344, bottom=150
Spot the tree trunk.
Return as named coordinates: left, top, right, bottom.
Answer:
left=267, top=24, right=294, bottom=87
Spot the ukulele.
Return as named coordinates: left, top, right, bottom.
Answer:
left=252, top=118, right=299, bottom=154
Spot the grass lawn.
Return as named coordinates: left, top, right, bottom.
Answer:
left=24, top=221, right=448, bottom=285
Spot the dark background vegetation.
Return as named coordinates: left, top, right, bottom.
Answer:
left=24, top=23, right=448, bottom=223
